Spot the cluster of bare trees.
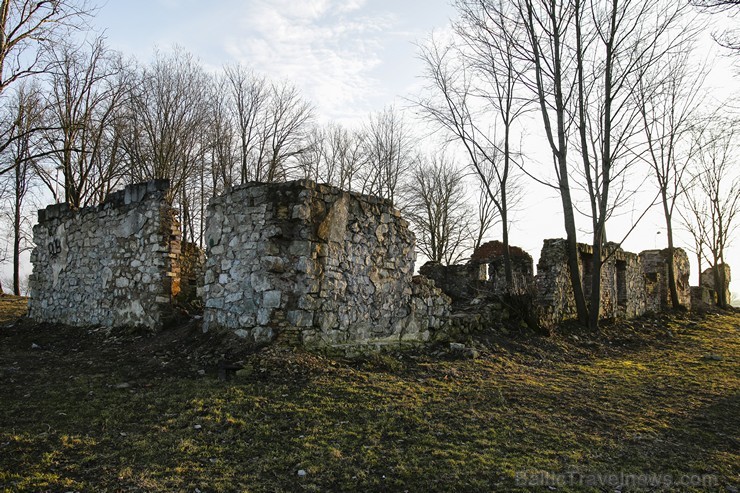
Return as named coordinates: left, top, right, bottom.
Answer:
left=0, top=0, right=496, bottom=295
left=0, top=0, right=736, bottom=320
left=414, top=0, right=740, bottom=327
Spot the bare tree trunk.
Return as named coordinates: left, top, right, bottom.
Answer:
left=13, top=169, right=22, bottom=295
left=561, top=174, right=589, bottom=326
left=663, top=196, right=680, bottom=309
left=501, top=127, right=512, bottom=285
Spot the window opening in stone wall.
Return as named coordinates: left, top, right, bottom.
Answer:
left=581, top=252, right=593, bottom=298
left=616, top=260, right=627, bottom=307
left=478, top=263, right=488, bottom=281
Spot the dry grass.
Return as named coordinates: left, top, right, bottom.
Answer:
left=0, top=295, right=737, bottom=492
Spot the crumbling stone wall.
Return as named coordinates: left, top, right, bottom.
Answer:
left=472, top=241, right=535, bottom=296
left=419, top=241, right=535, bottom=306
left=639, top=248, right=691, bottom=310
left=202, top=180, right=450, bottom=348
left=419, top=262, right=484, bottom=305
left=535, top=239, right=578, bottom=327
left=536, top=240, right=648, bottom=328
left=28, top=180, right=180, bottom=329
left=700, top=264, right=732, bottom=306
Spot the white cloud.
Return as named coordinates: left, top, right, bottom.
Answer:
left=223, top=0, right=396, bottom=123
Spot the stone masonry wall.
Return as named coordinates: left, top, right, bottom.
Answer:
left=535, top=239, right=576, bottom=328
left=639, top=248, right=691, bottom=310
left=28, top=180, right=180, bottom=329
left=202, top=180, right=450, bottom=348
left=419, top=241, right=535, bottom=305
left=701, top=264, right=732, bottom=306
left=536, top=240, right=648, bottom=328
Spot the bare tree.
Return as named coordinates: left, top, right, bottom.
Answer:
left=41, top=36, right=130, bottom=207
left=691, top=0, right=740, bottom=50
left=415, top=34, right=523, bottom=288
left=358, top=106, right=414, bottom=204
left=0, top=0, right=94, bottom=178
left=513, top=0, right=694, bottom=328
left=570, top=0, right=692, bottom=328
left=222, top=63, right=269, bottom=183
left=515, top=0, right=589, bottom=325
left=454, top=0, right=531, bottom=280
left=120, top=48, right=209, bottom=190
left=1, top=81, right=43, bottom=295
left=680, top=122, right=740, bottom=308
left=636, top=49, right=707, bottom=309
left=295, top=124, right=323, bottom=183
left=264, top=80, right=314, bottom=182
left=403, top=154, right=472, bottom=264
left=473, top=167, right=500, bottom=251
left=208, top=74, right=238, bottom=193
left=296, top=122, right=365, bottom=190
left=0, top=0, right=93, bottom=94
left=118, top=47, right=212, bottom=244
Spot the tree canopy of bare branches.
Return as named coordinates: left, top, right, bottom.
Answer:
left=41, top=36, right=130, bottom=207
left=680, top=122, right=740, bottom=308
left=403, top=154, right=472, bottom=265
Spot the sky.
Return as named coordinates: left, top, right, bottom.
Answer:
left=6, top=0, right=739, bottom=301
left=92, top=0, right=455, bottom=123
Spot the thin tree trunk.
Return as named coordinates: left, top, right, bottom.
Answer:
left=714, top=262, right=728, bottom=309
left=664, top=203, right=680, bottom=309
left=561, top=178, right=589, bottom=326
left=588, top=233, right=602, bottom=331
left=502, top=126, right=513, bottom=286
left=13, top=193, right=21, bottom=296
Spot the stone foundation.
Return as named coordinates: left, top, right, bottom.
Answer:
left=202, top=180, right=450, bottom=348
left=28, top=180, right=180, bottom=329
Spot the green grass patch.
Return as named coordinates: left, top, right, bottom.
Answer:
left=0, top=297, right=738, bottom=491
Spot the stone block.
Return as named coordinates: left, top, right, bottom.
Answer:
left=263, top=290, right=282, bottom=308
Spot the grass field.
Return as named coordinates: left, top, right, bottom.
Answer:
left=0, top=296, right=737, bottom=492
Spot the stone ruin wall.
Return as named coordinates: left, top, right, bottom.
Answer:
left=419, top=241, right=535, bottom=307
left=533, top=239, right=577, bottom=327
left=700, top=264, right=732, bottom=306
left=639, top=249, right=691, bottom=312
left=202, top=180, right=450, bottom=348
left=28, top=180, right=181, bottom=329
left=27, top=177, right=728, bottom=344
left=536, top=240, right=649, bottom=328
left=536, top=240, right=692, bottom=328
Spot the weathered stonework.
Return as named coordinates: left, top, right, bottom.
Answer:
left=202, top=180, right=450, bottom=348
left=639, top=248, right=691, bottom=310
left=700, top=264, right=732, bottom=306
left=536, top=240, right=648, bottom=328
left=419, top=241, right=535, bottom=306
left=29, top=176, right=720, bottom=343
left=472, top=241, right=535, bottom=296
left=690, top=285, right=715, bottom=311
left=28, top=180, right=180, bottom=329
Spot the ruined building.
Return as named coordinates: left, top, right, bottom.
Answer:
left=201, top=180, right=449, bottom=348
left=27, top=179, right=727, bottom=349
left=419, top=241, right=535, bottom=306
left=700, top=264, right=732, bottom=306
left=28, top=180, right=181, bottom=329
left=535, top=241, right=691, bottom=328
